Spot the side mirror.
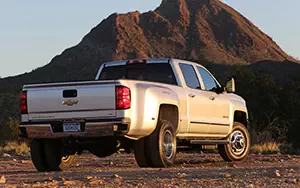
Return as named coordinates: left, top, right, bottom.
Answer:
left=225, top=78, right=236, bottom=93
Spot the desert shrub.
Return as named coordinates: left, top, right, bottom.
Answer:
left=0, top=117, right=20, bottom=143
left=1, top=141, right=29, bottom=156
left=7, top=117, right=20, bottom=138
left=0, top=92, right=20, bottom=143
left=252, top=142, right=280, bottom=154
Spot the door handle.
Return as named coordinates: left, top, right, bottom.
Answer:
left=209, top=96, right=215, bottom=101
left=189, top=93, right=196, bottom=98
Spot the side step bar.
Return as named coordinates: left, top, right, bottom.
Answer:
left=190, top=140, right=229, bottom=145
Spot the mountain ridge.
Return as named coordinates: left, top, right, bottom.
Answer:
left=0, top=0, right=297, bottom=85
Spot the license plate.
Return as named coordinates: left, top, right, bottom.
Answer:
left=63, top=122, right=81, bottom=132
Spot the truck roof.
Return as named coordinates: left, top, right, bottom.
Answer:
left=95, top=58, right=204, bottom=81
left=104, top=58, right=170, bottom=66
left=103, top=58, right=202, bottom=67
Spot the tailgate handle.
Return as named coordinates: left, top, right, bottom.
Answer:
left=63, top=90, right=77, bottom=98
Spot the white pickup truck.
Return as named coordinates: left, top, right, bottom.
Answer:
left=19, top=58, right=250, bottom=172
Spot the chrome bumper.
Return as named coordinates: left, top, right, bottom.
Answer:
left=19, top=119, right=130, bottom=139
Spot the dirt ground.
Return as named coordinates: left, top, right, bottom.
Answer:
left=1, top=152, right=300, bottom=187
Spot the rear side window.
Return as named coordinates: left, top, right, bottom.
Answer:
left=179, top=64, right=201, bottom=89
left=99, top=63, right=177, bottom=85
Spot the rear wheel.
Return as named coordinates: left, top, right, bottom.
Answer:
left=219, top=122, right=250, bottom=162
left=44, top=140, right=75, bottom=171
left=30, top=139, right=48, bottom=172
left=133, top=138, right=152, bottom=167
left=145, top=120, right=177, bottom=167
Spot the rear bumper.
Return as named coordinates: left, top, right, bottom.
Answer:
left=19, top=118, right=130, bottom=139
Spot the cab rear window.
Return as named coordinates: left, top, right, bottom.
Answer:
left=99, top=63, right=177, bottom=85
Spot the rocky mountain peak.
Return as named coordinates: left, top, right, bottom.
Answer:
left=0, top=0, right=296, bottom=84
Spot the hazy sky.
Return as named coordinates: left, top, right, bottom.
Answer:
left=0, top=0, right=299, bottom=78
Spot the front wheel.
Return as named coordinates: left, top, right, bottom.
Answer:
left=219, top=122, right=250, bottom=162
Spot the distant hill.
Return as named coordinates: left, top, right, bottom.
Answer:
left=0, top=0, right=297, bottom=86
left=1, top=0, right=300, bottom=147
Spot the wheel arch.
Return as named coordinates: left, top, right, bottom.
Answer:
left=158, top=104, right=179, bottom=132
left=234, top=110, right=248, bottom=128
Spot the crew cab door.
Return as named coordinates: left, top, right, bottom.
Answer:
left=178, top=63, right=210, bottom=134
left=196, top=66, right=231, bottom=135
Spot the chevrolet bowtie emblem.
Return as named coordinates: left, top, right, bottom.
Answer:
left=62, top=99, right=79, bottom=106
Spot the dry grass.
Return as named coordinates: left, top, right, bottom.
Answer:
left=252, top=142, right=280, bottom=154
left=0, top=141, right=29, bottom=156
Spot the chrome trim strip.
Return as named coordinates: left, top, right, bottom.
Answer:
left=190, top=121, right=230, bottom=126
left=19, top=124, right=50, bottom=128
left=30, top=108, right=115, bottom=114
left=85, top=122, right=123, bottom=126
left=20, top=121, right=124, bottom=127
left=19, top=120, right=129, bottom=139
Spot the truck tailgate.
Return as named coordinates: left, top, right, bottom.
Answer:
left=25, top=81, right=116, bottom=120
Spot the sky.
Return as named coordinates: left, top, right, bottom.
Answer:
left=0, top=0, right=299, bottom=78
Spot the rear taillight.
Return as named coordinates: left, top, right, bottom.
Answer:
left=20, top=91, right=28, bottom=114
left=116, top=86, right=131, bottom=110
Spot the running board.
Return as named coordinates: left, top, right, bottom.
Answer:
left=190, top=140, right=229, bottom=145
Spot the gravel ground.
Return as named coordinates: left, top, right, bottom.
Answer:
left=0, top=152, right=300, bottom=187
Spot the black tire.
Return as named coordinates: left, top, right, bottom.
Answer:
left=44, top=140, right=75, bottom=171
left=145, top=120, right=177, bottom=168
left=30, top=139, right=48, bottom=172
left=219, top=122, right=250, bottom=162
left=133, top=138, right=153, bottom=167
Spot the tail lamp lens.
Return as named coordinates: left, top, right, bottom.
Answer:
left=116, top=86, right=131, bottom=110
left=20, top=91, right=28, bottom=114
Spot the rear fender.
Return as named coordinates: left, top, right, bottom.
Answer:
left=126, top=84, right=179, bottom=138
